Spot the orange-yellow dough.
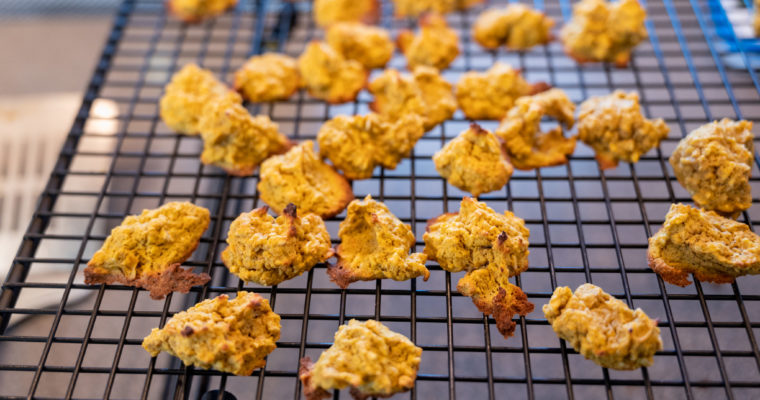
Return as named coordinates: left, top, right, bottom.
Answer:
left=317, top=113, right=425, bottom=180
left=328, top=195, right=429, bottom=288
left=472, top=5, right=555, bottom=50
left=543, top=284, right=663, bottom=370
left=222, top=204, right=333, bottom=286
left=84, top=202, right=210, bottom=300
left=326, top=22, right=394, bottom=69
left=167, top=0, right=238, bottom=23
left=397, top=14, right=460, bottom=71
left=433, top=123, right=513, bottom=197
left=313, top=0, right=378, bottom=27
left=297, top=41, right=367, bottom=104
left=233, top=53, right=300, bottom=102
left=560, top=0, right=647, bottom=67
left=258, top=141, right=354, bottom=219
left=391, top=0, right=483, bottom=17
left=160, top=63, right=241, bottom=135
left=142, top=291, right=280, bottom=375
left=368, top=66, right=456, bottom=131
left=496, top=88, right=576, bottom=169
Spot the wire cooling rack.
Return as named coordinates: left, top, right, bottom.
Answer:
left=2, top=0, right=760, bottom=399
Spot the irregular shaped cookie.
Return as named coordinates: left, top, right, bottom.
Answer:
left=167, top=0, right=237, bottom=23
left=313, top=0, right=378, bottom=27
left=297, top=41, right=367, bottom=104
left=455, top=62, right=548, bottom=120
left=543, top=284, right=662, bottom=370
left=669, top=119, right=753, bottom=216
left=317, top=113, right=425, bottom=180
left=328, top=195, right=429, bottom=288
left=578, top=90, right=668, bottom=169
left=160, top=63, right=241, bottom=135
left=221, top=204, right=333, bottom=286
left=258, top=141, right=354, bottom=219
left=433, top=123, right=513, bottom=197
left=496, top=88, right=576, bottom=169
left=85, top=202, right=210, bottom=300
left=473, top=5, right=555, bottom=50
left=326, top=22, right=394, bottom=69
left=391, top=0, right=482, bottom=17
left=397, top=14, right=460, bottom=71
left=648, top=203, right=760, bottom=287
left=198, top=97, right=292, bottom=176
left=560, top=0, right=647, bottom=67
left=299, top=319, right=422, bottom=400
left=368, top=66, right=456, bottom=131
left=233, top=53, right=300, bottom=102
left=142, top=291, right=280, bottom=375
left=756, top=0, right=760, bottom=36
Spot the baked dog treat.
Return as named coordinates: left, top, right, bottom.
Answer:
left=167, top=0, right=238, bottom=23
left=297, top=41, right=367, bottom=104
left=85, top=202, right=211, bottom=300
left=368, top=66, right=456, bottom=131
left=455, top=62, right=549, bottom=120
left=669, top=119, right=753, bottom=217
left=142, top=291, right=280, bottom=375
left=496, top=88, right=576, bottom=170
left=221, top=204, right=333, bottom=286
left=391, top=0, right=483, bottom=17
left=198, top=97, right=292, bottom=176
left=313, top=0, right=378, bottom=27
left=647, top=203, right=760, bottom=287
left=160, top=63, right=241, bottom=135
left=328, top=195, right=429, bottom=288
left=472, top=5, right=555, bottom=50
left=397, top=14, right=460, bottom=71
left=317, top=113, right=425, bottom=180
left=299, top=319, right=422, bottom=400
left=560, top=0, right=647, bottom=67
left=233, top=53, right=300, bottom=102
left=326, top=22, right=394, bottom=70
left=433, top=123, right=513, bottom=197
left=543, top=284, right=662, bottom=370
left=258, top=141, right=353, bottom=219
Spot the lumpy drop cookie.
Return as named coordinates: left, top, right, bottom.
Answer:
left=326, top=22, right=394, bottom=69
left=397, top=14, right=459, bottom=71
left=297, top=41, right=367, bottom=104
left=391, top=0, right=482, bottom=17
left=233, top=53, right=300, bottom=102
left=167, top=0, right=237, bottom=23
left=473, top=4, right=554, bottom=50
left=313, top=0, right=378, bottom=27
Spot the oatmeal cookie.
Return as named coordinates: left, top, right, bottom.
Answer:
left=167, top=0, right=237, bottom=23
left=142, top=291, right=280, bottom=375
left=258, top=141, right=354, bottom=219
left=299, top=319, right=422, bottom=400
left=560, top=0, right=647, bottom=67
left=297, top=41, right=367, bottom=104
left=85, top=202, right=210, bottom=300
left=647, top=203, right=760, bottom=287
left=472, top=5, right=555, bottom=50
left=221, top=204, right=333, bottom=286
left=317, top=113, right=425, bottom=180
left=578, top=90, right=668, bottom=169
left=433, top=123, right=513, bottom=197
left=160, top=63, right=241, bottom=135
left=326, top=22, right=394, bottom=69
left=669, top=119, right=753, bottom=216
left=496, top=88, right=576, bottom=169
left=544, top=284, right=663, bottom=370
left=233, top=53, right=300, bottom=102
left=313, top=0, right=379, bottom=27
left=397, top=14, right=460, bottom=71
left=391, top=0, right=482, bottom=17
left=328, top=195, right=429, bottom=288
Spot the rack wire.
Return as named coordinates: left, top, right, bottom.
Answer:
left=2, top=0, right=760, bottom=398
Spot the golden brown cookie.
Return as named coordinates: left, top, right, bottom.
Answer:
left=326, top=22, right=394, bottom=69
left=299, top=319, right=422, bottom=400
left=496, top=88, right=576, bottom=170
left=167, top=0, right=238, bottom=23
left=755, top=0, right=760, bottom=36
left=391, top=0, right=482, bottom=17
left=328, top=195, right=429, bottom=288
left=472, top=5, right=555, bottom=50
left=297, top=41, right=367, bottom=104
left=669, top=119, right=753, bottom=216
left=433, top=123, right=513, bottom=197
left=84, top=202, right=210, bottom=299
left=313, top=0, right=379, bottom=27
left=578, top=90, right=669, bottom=169
left=142, top=291, right=280, bottom=375
left=543, top=284, right=662, bottom=370
left=317, top=113, right=425, bottom=180
left=560, top=0, right=647, bottom=67
left=221, top=204, right=333, bottom=286
left=258, top=140, right=354, bottom=219
left=397, top=14, right=459, bottom=71
left=160, top=63, right=242, bottom=135
left=233, top=53, right=300, bottom=102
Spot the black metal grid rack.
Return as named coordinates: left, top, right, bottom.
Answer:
left=2, top=0, right=760, bottom=398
